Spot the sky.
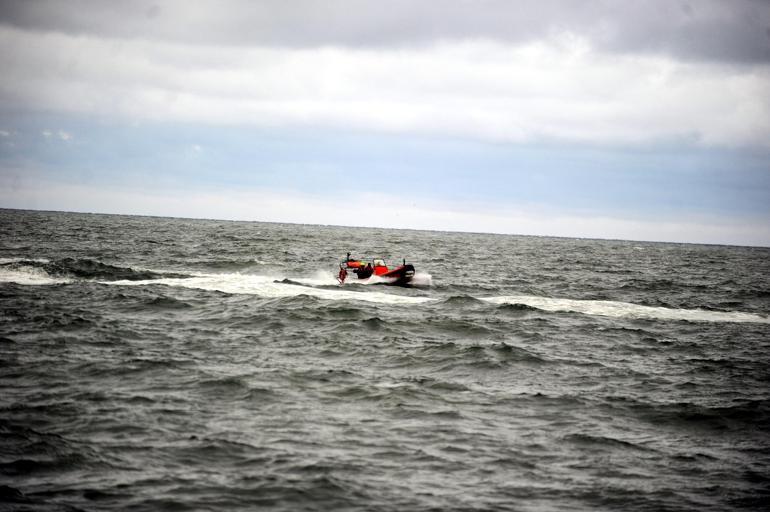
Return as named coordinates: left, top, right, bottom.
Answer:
left=0, top=0, right=769, bottom=246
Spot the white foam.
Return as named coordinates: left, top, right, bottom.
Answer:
left=337, top=271, right=432, bottom=287
left=348, top=274, right=397, bottom=286
left=104, top=272, right=432, bottom=305
left=411, top=272, right=433, bottom=287
left=3, top=257, right=762, bottom=324
left=291, top=270, right=341, bottom=287
left=0, top=264, right=69, bottom=285
left=0, top=257, right=51, bottom=265
left=484, top=295, right=770, bottom=324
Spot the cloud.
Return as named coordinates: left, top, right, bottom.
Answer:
left=39, top=128, right=72, bottom=141
left=1, top=1, right=768, bottom=246
left=1, top=26, right=768, bottom=148
left=1, top=0, right=768, bottom=63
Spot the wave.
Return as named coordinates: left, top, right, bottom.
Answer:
left=0, top=419, right=113, bottom=477
left=3, top=257, right=765, bottom=323
left=104, top=273, right=432, bottom=305
left=0, top=260, right=70, bottom=285
left=0, top=257, right=51, bottom=264
left=495, top=302, right=541, bottom=313
left=51, top=258, right=183, bottom=281
left=483, top=295, right=770, bottom=324
left=190, top=258, right=269, bottom=271
left=604, top=396, right=770, bottom=432
left=146, top=296, right=193, bottom=309
left=563, top=433, right=655, bottom=452
left=0, top=258, right=183, bottom=284
left=438, top=295, right=486, bottom=306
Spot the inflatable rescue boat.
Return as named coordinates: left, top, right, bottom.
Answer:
left=338, top=255, right=415, bottom=286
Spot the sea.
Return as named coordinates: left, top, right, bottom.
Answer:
left=1, top=208, right=769, bottom=511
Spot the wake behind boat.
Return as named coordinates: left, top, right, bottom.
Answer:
left=338, top=253, right=415, bottom=286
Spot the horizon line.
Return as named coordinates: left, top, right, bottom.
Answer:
left=3, top=206, right=768, bottom=250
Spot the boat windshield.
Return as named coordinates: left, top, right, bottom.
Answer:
left=373, top=259, right=386, bottom=267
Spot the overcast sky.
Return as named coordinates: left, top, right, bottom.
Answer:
left=1, top=0, right=769, bottom=245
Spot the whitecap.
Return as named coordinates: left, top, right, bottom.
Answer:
left=484, top=295, right=769, bottom=324
left=0, top=262, right=69, bottom=285
left=104, top=272, right=432, bottom=305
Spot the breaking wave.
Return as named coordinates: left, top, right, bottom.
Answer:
left=105, top=274, right=433, bottom=305
left=483, top=295, right=770, bottom=324
left=0, top=257, right=183, bottom=284
left=0, top=258, right=70, bottom=285
left=1, top=257, right=766, bottom=323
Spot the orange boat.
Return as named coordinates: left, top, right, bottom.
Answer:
left=338, top=254, right=415, bottom=286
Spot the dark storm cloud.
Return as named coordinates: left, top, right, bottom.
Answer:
left=1, top=0, right=768, bottom=63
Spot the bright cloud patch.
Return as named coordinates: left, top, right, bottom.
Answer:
left=1, top=26, right=768, bottom=148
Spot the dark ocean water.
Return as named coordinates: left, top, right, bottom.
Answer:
left=1, top=208, right=769, bottom=511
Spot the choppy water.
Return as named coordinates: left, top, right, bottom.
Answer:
left=1, top=208, right=769, bottom=511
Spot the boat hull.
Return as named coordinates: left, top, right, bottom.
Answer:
left=378, top=264, right=415, bottom=286
left=343, top=262, right=415, bottom=286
